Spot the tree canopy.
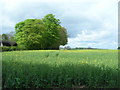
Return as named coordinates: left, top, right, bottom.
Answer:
left=15, top=14, right=68, bottom=50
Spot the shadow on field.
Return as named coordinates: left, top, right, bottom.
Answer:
left=2, top=60, right=119, bottom=88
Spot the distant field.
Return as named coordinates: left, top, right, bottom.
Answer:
left=2, top=50, right=119, bottom=88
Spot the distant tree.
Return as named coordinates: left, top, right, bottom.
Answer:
left=64, top=46, right=71, bottom=50
left=7, top=31, right=16, bottom=46
left=1, top=32, right=17, bottom=46
left=88, top=47, right=92, bottom=49
left=0, top=35, right=2, bottom=40
left=15, top=14, right=68, bottom=50
left=1, top=31, right=15, bottom=41
left=7, top=31, right=15, bottom=39
left=2, top=34, right=9, bottom=40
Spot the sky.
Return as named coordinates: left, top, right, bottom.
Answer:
left=0, top=0, right=119, bottom=49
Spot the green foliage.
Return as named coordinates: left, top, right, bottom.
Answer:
left=15, top=19, right=45, bottom=50
left=2, top=50, right=119, bottom=88
left=42, top=14, right=61, bottom=49
left=15, top=14, right=68, bottom=50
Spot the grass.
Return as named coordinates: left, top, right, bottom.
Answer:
left=2, top=50, right=119, bottom=88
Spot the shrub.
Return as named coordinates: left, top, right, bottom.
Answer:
left=10, top=46, right=17, bottom=51
left=1, top=46, right=26, bottom=52
left=1, top=46, right=11, bottom=52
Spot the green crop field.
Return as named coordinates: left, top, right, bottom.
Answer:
left=2, top=50, right=119, bottom=88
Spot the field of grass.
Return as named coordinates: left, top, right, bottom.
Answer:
left=2, top=50, right=119, bottom=88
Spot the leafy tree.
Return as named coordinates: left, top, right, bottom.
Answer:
left=15, top=14, right=68, bottom=50
left=42, top=14, right=61, bottom=49
left=15, top=19, right=45, bottom=49
left=42, top=14, right=68, bottom=49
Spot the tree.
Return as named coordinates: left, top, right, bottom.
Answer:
left=0, top=35, right=2, bottom=40
left=64, top=46, right=71, bottom=50
left=15, top=14, right=68, bottom=50
left=7, top=31, right=15, bottom=40
left=2, top=34, right=9, bottom=40
left=7, top=31, right=16, bottom=46
left=15, top=19, right=45, bottom=49
left=59, top=27, right=68, bottom=45
left=42, top=14, right=68, bottom=49
left=42, top=14, right=61, bottom=49
left=1, top=32, right=17, bottom=46
left=50, top=26, right=68, bottom=49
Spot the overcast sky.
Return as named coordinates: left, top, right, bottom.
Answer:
left=1, top=0, right=119, bottom=49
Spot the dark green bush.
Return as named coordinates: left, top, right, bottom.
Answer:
left=10, top=46, right=17, bottom=51
left=1, top=46, right=26, bottom=52
left=1, top=46, right=11, bottom=51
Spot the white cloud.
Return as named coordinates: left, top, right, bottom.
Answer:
left=68, top=29, right=118, bottom=49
